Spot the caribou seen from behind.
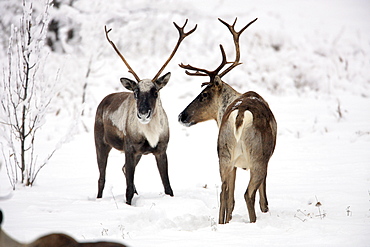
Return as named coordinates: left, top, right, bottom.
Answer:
left=95, top=20, right=197, bottom=205
left=178, top=18, right=277, bottom=223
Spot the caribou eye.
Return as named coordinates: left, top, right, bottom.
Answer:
left=201, top=92, right=209, bottom=100
left=199, top=92, right=209, bottom=102
left=151, top=88, right=158, bottom=98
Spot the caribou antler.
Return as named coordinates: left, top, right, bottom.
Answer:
left=179, top=17, right=257, bottom=85
left=219, top=17, right=257, bottom=78
left=152, top=19, right=197, bottom=81
left=179, top=44, right=232, bottom=83
left=104, top=26, right=141, bottom=82
left=105, top=20, right=196, bottom=82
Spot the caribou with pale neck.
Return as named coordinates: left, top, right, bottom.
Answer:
left=95, top=20, right=197, bottom=205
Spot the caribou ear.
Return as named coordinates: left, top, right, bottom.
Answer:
left=120, top=77, right=137, bottom=91
left=213, top=75, right=223, bottom=90
left=155, top=72, right=171, bottom=90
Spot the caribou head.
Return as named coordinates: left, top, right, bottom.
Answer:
left=178, top=18, right=258, bottom=127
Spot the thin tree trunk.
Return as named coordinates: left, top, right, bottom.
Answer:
left=20, top=18, right=32, bottom=184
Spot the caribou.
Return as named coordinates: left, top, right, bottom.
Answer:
left=0, top=210, right=126, bottom=247
left=95, top=20, right=196, bottom=205
left=178, top=18, right=277, bottom=223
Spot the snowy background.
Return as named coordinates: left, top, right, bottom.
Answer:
left=1, top=0, right=370, bottom=246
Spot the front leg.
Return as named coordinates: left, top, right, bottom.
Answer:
left=154, top=151, right=173, bottom=197
left=122, top=154, right=142, bottom=195
left=124, top=152, right=140, bottom=205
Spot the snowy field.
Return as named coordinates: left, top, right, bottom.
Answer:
left=1, top=0, right=370, bottom=246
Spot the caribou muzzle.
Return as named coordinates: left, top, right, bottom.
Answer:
left=137, top=109, right=152, bottom=124
left=178, top=111, right=195, bottom=127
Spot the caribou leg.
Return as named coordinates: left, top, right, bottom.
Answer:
left=258, top=176, right=269, bottom=213
left=122, top=154, right=141, bottom=195
left=96, top=143, right=112, bottom=199
left=124, top=153, right=141, bottom=205
left=155, top=152, right=173, bottom=196
left=219, top=166, right=236, bottom=224
left=244, top=166, right=267, bottom=223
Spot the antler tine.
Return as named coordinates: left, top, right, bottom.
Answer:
left=213, top=44, right=229, bottom=76
left=179, top=63, right=210, bottom=77
left=104, top=26, right=141, bottom=82
left=179, top=45, right=230, bottom=79
left=179, top=45, right=233, bottom=84
left=218, top=18, right=257, bottom=78
left=218, top=17, right=257, bottom=42
left=152, top=19, right=197, bottom=81
left=185, top=71, right=209, bottom=77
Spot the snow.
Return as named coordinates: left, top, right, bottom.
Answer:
left=1, top=0, right=370, bottom=246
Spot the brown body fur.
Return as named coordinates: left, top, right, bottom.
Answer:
left=95, top=78, right=173, bottom=205
left=1, top=231, right=126, bottom=247
left=218, top=90, right=276, bottom=223
left=179, top=78, right=277, bottom=223
left=0, top=210, right=126, bottom=247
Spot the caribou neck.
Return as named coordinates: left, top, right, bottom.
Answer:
left=216, top=82, right=241, bottom=127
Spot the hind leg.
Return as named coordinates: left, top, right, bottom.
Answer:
left=217, top=135, right=237, bottom=224
left=244, top=167, right=266, bottom=223
left=219, top=167, right=236, bottom=224
left=258, top=176, right=269, bottom=213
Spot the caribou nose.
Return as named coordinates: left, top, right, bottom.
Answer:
left=178, top=112, right=186, bottom=123
left=178, top=111, right=193, bottom=127
left=137, top=110, right=152, bottom=124
left=179, top=111, right=195, bottom=127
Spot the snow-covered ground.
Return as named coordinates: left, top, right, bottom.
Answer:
left=1, top=0, right=369, bottom=246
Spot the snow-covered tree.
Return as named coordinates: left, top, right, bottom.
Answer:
left=0, top=0, right=59, bottom=188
